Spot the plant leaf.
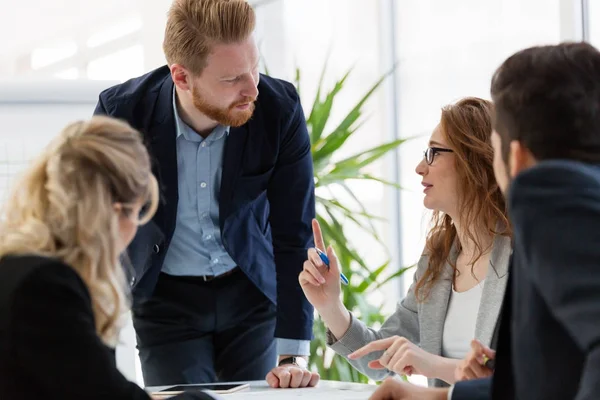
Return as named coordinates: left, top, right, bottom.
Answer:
left=317, top=197, right=384, bottom=241
left=331, top=138, right=408, bottom=173
left=314, top=70, right=393, bottom=160
left=294, top=66, right=301, bottom=97
left=310, top=67, right=353, bottom=147
left=312, top=116, right=370, bottom=175
left=339, top=182, right=386, bottom=246
left=318, top=173, right=404, bottom=189
left=307, top=54, right=331, bottom=140
left=306, top=62, right=410, bottom=384
left=359, top=174, right=404, bottom=189
left=373, top=265, right=416, bottom=290
left=355, top=261, right=390, bottom=293
left=317, top=197, right=385, bottom=221
left=321, top=207, right=369, bottom=271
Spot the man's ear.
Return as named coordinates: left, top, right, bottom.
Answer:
left=170, top=64, right=191, bottom=91
left=509, top=140, right=536, bottom=177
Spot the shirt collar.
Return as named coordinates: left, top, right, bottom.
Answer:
left=172, top=86, right=230, bottom=142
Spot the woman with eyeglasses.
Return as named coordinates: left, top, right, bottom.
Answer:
left=297, top=97, right=512, bottom=388
left=0, top=117, right=212, bottom=399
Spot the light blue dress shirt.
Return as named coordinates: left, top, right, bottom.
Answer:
left=164, top=89, right=309, bottom=356
left=161, top=90, right=236, bottom=277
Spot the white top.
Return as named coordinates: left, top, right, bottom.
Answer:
left=441, top=280, right=485, bottom=359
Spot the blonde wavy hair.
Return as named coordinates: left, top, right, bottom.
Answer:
left=0, top=116, right=158, bottom=346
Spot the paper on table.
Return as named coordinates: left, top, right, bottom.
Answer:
left=222, top=386, right=375, bottom=399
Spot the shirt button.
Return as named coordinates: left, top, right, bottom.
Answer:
left=213, top=258, right=219, bottom=264
left=153, top=244, right=160, bottom=254
left=205, top=234, right=212, bottom=240
left=200, top=182, right=207, bottom=188
left=201, top=142, right=207, bottom=147
left=202, top=212, right=209, bottom=218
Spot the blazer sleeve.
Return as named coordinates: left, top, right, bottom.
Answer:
left=9, top=262, right=211, bottom=400
left=326, top=257, right=423, bottom=380
left=267, top=88, right=316, bottom=341
left=451, top=378, right=492, bottom=400
left=509, top=163, right=600, bottom=400
left=93, top=92, right=110, bottom=115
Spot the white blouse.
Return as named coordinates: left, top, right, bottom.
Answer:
left=441, top=281, right=485, bottom=359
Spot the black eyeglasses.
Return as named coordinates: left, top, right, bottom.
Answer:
left=423, top=147, right=454, bottom=165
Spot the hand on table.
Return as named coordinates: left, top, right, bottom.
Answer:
left=266, top=364, right=320, bottom=389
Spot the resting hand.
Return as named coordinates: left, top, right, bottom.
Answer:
left=266, top=364, right=320, bottom=389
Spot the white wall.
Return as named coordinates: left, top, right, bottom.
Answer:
left=588, top=0, right=600, bottom=45
left=0, top=81, right=114, bottom=199
left=394, top=0, right=568, bottom=295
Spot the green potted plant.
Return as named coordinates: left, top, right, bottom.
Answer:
left=289, top=62, right=414, bottom=382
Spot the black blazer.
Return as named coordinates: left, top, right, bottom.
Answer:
left=94, top=66, right=315, bottom=340
left=453, top=160, right=600, bottom=400
left=0, top=255, right=212, bottom=400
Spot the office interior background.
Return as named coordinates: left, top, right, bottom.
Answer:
left=0, top=0, right=598, bottom=387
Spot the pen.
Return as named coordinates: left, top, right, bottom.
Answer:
left=315, top=247, right=349, bottom=285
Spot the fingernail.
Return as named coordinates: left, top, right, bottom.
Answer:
left=319, top=277, right=326, bottom=283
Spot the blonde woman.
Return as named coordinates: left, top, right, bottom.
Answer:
left=0, top=117, right=211, bottom=399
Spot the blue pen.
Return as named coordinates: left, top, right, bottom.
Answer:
left=315, top=248, right=349, bottom=285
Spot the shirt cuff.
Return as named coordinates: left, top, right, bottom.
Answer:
left=276, top=338, right=311, bottom=356
left=447, top=384, right=455, bottom=400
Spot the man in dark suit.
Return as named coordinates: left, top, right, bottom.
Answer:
left=94, top=0, right=318, bottom=388
left=369, top=42, right=600, bottom=400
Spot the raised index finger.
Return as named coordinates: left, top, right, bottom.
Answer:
left=348, top=337, right=397, bottom=359
left=312, top=218, right=326, bottom=251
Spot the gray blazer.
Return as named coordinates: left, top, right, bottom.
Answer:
left=327, top=235, right=512, bottom=387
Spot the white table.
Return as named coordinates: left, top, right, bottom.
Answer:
left=147, top=380, right=377, bottom=399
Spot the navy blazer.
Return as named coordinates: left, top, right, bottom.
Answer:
left=453, top=160, right=600, bottom=400
left=93, top=66, right=315, bottom=341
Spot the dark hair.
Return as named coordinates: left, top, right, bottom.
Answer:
left=415, top=97, right=511, bottom=301
left=491, top=42, right=600, bottom=164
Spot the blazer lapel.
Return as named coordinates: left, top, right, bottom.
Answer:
left=474, top=235, right=512, bottom=347
left=147, top=78, right=178, bottom=236
left=219, top=124, right=249, bottom=227
left=219, top=113, right=253, bottom=228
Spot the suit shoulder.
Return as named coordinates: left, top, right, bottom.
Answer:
left=257, top=74, right=300, bottom=111
left=513, top=160, right=600, bottom=192
left=509, top=160, right=600, bottom=227
left=97, top=65, right=172, bottom=117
